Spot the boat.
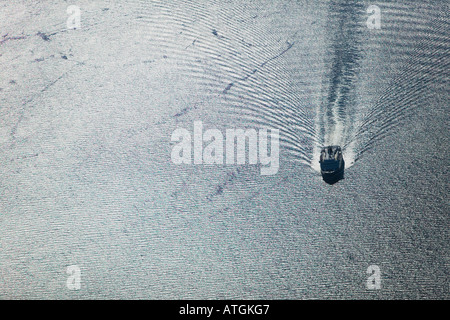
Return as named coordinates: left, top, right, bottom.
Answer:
left=319, top=145, right=345, bottom=183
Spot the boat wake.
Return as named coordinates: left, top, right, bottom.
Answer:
left=308, top=1, right=448, bottom=174
left=134, top=0, right=449, bottom=176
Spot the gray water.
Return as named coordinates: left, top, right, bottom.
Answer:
left=0, top=0, right=448, bottom=299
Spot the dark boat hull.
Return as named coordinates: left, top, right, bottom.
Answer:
left=319, top=145, right=345, bottom=184
left=321, top=159, right=345, bottom=184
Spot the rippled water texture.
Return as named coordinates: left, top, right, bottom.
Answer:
left=0, top=0, right=448, bottom=299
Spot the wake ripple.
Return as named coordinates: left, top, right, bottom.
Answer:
left=133, top=0, right=448, bottom=174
